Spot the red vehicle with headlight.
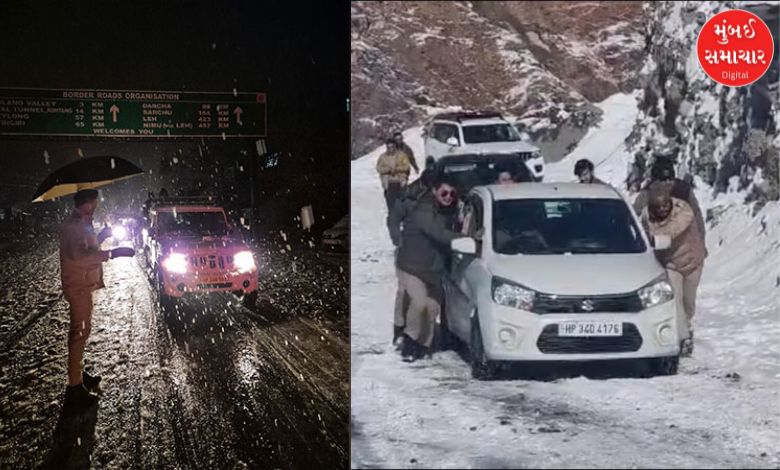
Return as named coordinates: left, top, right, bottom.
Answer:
left=143, top=196, right=258, bottom=310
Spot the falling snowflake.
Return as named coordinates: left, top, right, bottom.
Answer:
left=233, top=87, right=238, bottom=96
left=43, top=150, right=50, bottom=165
left=172, top=157, right=179, bottom=164
left=77, top=148, right=84, bottom=157
left=110, top=158, right=116, bottom=169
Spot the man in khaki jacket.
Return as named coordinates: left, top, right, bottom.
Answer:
left=60, top=189, right=134, bottom=410
left=376, top=139, right=412, bottom=213
left=641, top=186, right=705, bottom=357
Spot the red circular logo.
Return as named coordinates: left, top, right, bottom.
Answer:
left=697, top=9, right=774, bottom=87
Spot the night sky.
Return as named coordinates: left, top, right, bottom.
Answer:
left=0, top=1, right=349, bottom=220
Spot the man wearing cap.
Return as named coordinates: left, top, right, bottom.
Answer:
left=59, top=188, right=135, bottom=411
left=640, top=186, right=705, bottom=357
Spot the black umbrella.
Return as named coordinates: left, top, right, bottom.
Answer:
left=32, top=156, right=144, bottom=203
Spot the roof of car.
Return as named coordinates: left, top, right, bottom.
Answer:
left=432, top=111, right=504, bottom=123
left=478, top=182, right=622, bottom=201
left=459, top=118, right=510, bottom=126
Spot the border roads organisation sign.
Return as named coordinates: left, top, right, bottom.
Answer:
left=0, top=87, right=266, bottom=138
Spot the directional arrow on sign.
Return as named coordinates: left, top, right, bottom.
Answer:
left=233, top=106, right=243, bottom=126
left=109, top=104, right=120, bottom=123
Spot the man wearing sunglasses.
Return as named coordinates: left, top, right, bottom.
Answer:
left=394, top=175, right=465, bottom=362
left=387, top=168, right=436, bottom=347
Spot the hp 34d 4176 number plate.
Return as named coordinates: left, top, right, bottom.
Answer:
left=558, top=321, right=623, bottom=337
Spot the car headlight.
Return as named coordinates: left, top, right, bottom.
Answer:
left=162, top=253, right=188, bottom=274
left=234, top=250, right=256, bottom=273
left=637, top=275, right=674, bottom=308
left=492, top=277, right=535, bottom=310
left=112, top=225, right=127, bottom=240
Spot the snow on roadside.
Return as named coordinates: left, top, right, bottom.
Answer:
left=351, top=98, right=780, bottom=469
left=543, top=91, right=640, bottom=191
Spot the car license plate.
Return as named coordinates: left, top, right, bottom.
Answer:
left=558, top=321, right=622, bottom=337
left=205, top=276, right=227, bottom=283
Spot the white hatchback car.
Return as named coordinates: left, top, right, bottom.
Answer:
left=423, top=112, right=545, bottom=181
left=443, top=183, right=682, bottom=379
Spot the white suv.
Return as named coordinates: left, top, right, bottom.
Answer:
left=443, top=183, right=682, bottom=379
left=423, top=112, right=545, bottom=181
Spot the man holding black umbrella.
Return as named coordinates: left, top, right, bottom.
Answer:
left=59, top=188, right=135, bottom=411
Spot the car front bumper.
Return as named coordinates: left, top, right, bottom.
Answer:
left=160, top=270, right=258, bottom=298
left=480, top=301, right=680, bottom=362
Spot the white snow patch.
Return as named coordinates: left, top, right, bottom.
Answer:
left=525, top=31, right=550, bottom=52
left=545, top=92, right=640, bottom=189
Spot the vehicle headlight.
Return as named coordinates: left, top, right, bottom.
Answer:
left=162, top=253, right=188, bottom=274
left=638, top=275, right=674, bottom=308
left=234, top=250, right=256, bottom=273
left=492, top=277, right=535, bottom=310
left=112, top=225, right=127, bottom=240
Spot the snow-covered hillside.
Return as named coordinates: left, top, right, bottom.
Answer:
left=350, top=93, right=780, bottom=469
left=351, top=1, right=648, bottom=158
left=628, top=1, right=779, bottom=205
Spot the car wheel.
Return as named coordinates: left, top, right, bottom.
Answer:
left=648, top=355, right=679, bottom=376
left=470, top=313, right=498, bottom=380
left=242, top=291, right=258, bottom=309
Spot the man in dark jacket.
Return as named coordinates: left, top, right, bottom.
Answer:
left=394, top=175, right=465, bottom=362
left=633, top=157, right=706, bottom=248
left=574, top=159, right=607, bottom=185
left=388, top=168, right=436, bottom=246
left=387, top=169, right=436, bottom=347
left=394, top=131, right=420, bottom=174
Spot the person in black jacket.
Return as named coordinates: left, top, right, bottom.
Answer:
left=393, top=175, right=466, bottom=362
left=387, top=168, right=435, bottom=347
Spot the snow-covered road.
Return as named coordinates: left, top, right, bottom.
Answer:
left=350, top=94, right=780, bottom=469
left=0, top=236, right=349, bottom=469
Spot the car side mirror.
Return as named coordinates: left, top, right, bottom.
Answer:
left=451, top=237, right=476, bottom=255
left=653, top=234, right=671, bottom=250
left=446, top=137, right=459, bottom=147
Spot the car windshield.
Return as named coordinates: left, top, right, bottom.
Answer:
left=462, top=123, right=521, bottom=144
left=157, top=210, right=227, bottom=237
left=492, top=198, right=646, bottom=255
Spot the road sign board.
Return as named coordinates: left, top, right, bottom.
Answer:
left=0, top=87, right=266, bottom=138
